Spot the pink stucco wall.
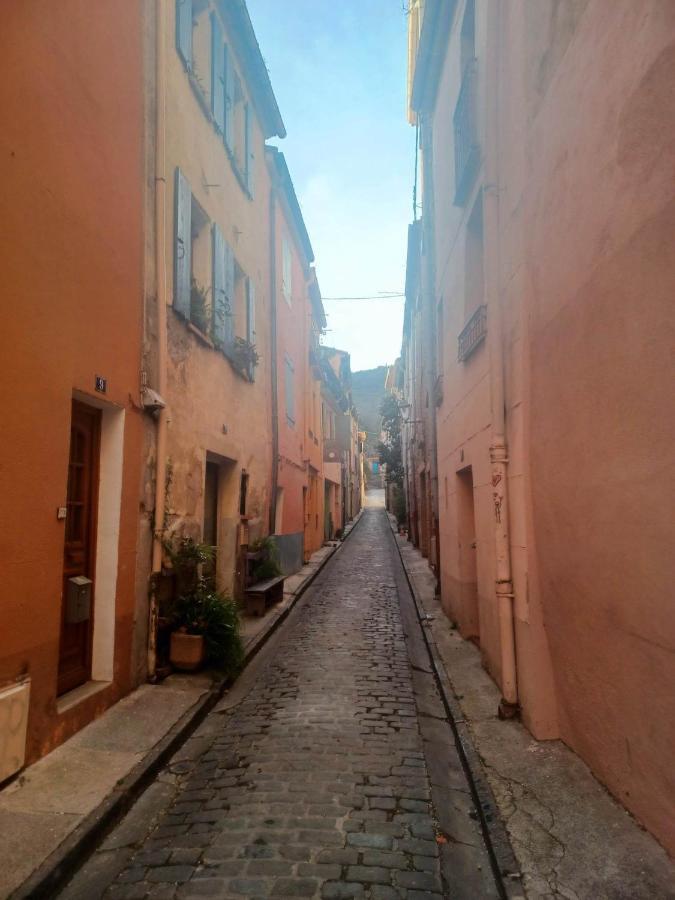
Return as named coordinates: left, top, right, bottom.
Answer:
left=511, top=0, right=675, bottom=853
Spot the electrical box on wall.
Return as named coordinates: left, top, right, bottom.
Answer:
left=0, top=678, right=30, bottom=782
left=66, top=576, right=92, bottom=623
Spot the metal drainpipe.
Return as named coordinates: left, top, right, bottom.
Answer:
left=148, top=0, right=169, bottom=681
left=484, top=0, right=518, bottom=714
left=268, top=180, right=279, bottom=535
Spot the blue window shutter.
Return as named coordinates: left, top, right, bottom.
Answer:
left=225, top=242, right=235, bottom=345
left=245, top=103, right=254, bottom=197
left=176, top=0, right=192, bottom=70
left=174, top=168, right=191, bottom=318
left=210, top=14, right=225, bottom=133
left=212, top=223, right=226, bottom=346
left=246, top=277, right=256, bottom=380
left=224, top=44, right=234, bottom=153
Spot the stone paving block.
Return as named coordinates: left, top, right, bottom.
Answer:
left=346, top=832, right=393, bottom=850
left=271, top=876, right=319, bottom=895
left=146, top=865, right=194, bottom=883
left=321, top=882, right=366, bottom=899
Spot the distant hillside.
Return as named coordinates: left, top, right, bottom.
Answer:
left=352, top=366, right=388, bottom=452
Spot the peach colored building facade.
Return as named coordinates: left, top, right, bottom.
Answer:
left=143, top=0, right=284, bottom=617
left=267, top=148, right=327, bottom=569
left=405, top=0, right=675, bottom=854
left=0, top=1, right=146, bottom=764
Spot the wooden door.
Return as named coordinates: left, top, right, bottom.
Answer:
left=57, top=401, right=101, bottom=695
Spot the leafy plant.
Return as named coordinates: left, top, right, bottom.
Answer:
left=161, top=534, right=243, bottom=673
left=249, top=535, right=282, bottom=581
left=172, top=583, right=243, bottom=673
left=190, top=278, right=210, bottom=334
left=377, top=394, right=404, bottom=488
left=229, top=336, right=260, bottom=379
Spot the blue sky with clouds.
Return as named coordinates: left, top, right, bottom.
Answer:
left=246, top=0, right=413, bottom=372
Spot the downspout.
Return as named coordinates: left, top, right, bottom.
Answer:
left=268, top=180, right=279, bottom=535
left=484, top=0, right=518, bottom=715
left=148, top=0, right=168, bottom=681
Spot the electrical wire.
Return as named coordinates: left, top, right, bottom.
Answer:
left=321, top=293, right=405, bottom=301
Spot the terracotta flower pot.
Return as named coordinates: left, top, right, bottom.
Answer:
left=170, top=631, right=205, bottom=671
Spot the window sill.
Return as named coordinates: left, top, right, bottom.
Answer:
left=187, top=320, right=215, bottom=348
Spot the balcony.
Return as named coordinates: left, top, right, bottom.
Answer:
left=453, top=59, right=480, bottom=205
left=457, top=305, right=487, bottom=362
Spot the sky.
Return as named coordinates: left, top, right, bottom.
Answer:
left=246, top=0, right=413, bottom=373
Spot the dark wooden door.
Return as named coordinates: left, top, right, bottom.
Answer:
left=57, top=401, right=101, bottom=695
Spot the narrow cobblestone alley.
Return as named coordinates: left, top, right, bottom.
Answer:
left=59, top=505, right=499, bottom=900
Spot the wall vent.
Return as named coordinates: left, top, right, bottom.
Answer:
left=0, top=678, right=30, bottom=782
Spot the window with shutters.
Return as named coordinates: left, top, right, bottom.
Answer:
left=173, top=168, right=212, bottom=335
left=285, top=356, right=295, bottom=426
left=191, top=4, right=211, bottom=102
left=282, top=236, right=292, bottom=306
left=189, top=197, right=211, bottom=333
left=176, top=1, right=254, bottom=200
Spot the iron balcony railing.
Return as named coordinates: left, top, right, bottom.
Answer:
left=457, top=304, right=487, bottom=362
left=453, top=59, right=480, bottom=205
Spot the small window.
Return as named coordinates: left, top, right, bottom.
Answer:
left=464, top=194, right=484, bottom=318
left=239, top=471, right=249, bottom=517
left=282, top=237, right=292, bottom=306
left=285, top=356, right=295, bottom=425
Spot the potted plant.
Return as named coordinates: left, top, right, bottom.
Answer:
left=249, top=535, right=282, bottom=582
left=228, top=336, right=260, bottom=380
left=163, top=537, right=243, bottom=673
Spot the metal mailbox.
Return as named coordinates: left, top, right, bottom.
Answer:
left=66, top=575, right=92, bottom=624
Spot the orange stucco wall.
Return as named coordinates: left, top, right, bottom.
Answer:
left=0, top=1, right=145, bottom=761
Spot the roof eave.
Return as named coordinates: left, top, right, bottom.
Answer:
left=218, top=0, right=286, bottom=139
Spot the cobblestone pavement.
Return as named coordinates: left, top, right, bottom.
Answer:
left=60, top=508, right=499, bottom=899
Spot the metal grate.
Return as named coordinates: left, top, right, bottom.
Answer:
left=453, top=59, right=480, bottom=205
left=458, top=305, right=487, bottom=361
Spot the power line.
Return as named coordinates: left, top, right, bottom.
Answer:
left=321, top=293, right=405, bottom=301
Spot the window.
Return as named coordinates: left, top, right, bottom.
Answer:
left=453, top=0, right=479, bottom=205
left=239, top=471, right=249, bottom=516
left=282, top=236, right=292, bottom=306
left=464, top=194, right=484, bottom=318
left=285, top=356, right=295, bottom=425
left=173, top=168, right=211, bottom=334
left=177, top=1, right=254, bottom=198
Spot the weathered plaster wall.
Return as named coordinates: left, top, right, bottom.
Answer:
left=0, top=0, right=145, bottom=761
left=512, top=0, right=675, bottom=853
left=161, top=0, right=273, bottom=598
left=274, top=195, right=310, bottom=550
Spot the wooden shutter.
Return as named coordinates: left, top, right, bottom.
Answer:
left=224, top=242, right=235, bottom=345
left=212, top=223, right=226, bottom=346
left=210, top=13, right=225, bottom=133
left=174, top=168, right=191, bottom=318
left=176, top=0, right=192, bottom=70
left=245, top=103, right=254, bottom=197
left=224, top=44, right=234, bottom=153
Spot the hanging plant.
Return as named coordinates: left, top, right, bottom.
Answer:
left=190, top=278, right=210, bottom=334
left=228, top=336, right=260, bottom=379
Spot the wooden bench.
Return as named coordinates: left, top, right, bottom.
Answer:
left=244, top=575, right=285, bottom=617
